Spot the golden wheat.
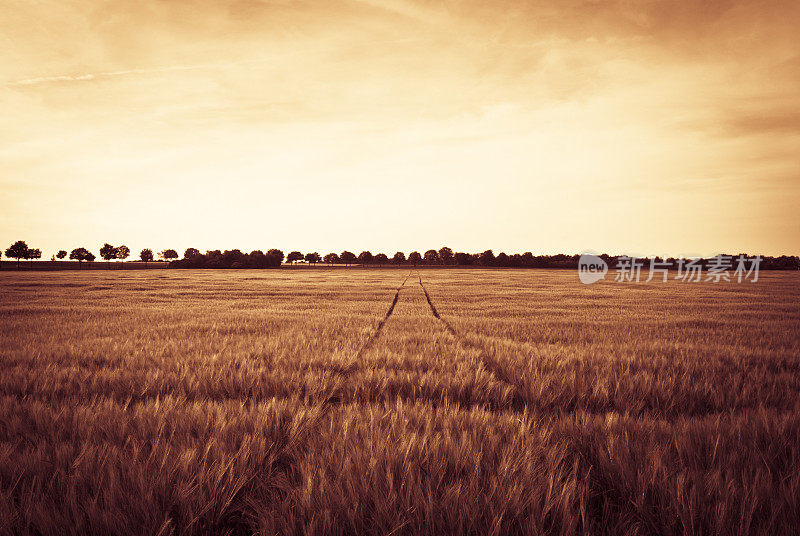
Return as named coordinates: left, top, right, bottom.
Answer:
left=1, top=269, right=798, bottom=535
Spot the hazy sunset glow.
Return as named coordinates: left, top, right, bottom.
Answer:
left=2, top=0, right=799, bottom=257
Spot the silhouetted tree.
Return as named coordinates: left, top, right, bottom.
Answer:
left=140, top=248, right=153, bottom=267
left=438, top=247, right=454, bottom=265
left=374, top=253, right=388, bottom=266
left=161, top=249, right=178, bottom=262
left=5, top=240, right=29, bottom=268
left=454, top=252, right=472, bottom=265
left=496, top=252, right=509, bottom=267
left=247, top=250, right=265, bottom=268
left=222, top=249, right=244, bottom=266
left=70, top=247, right=92, bottom=268
left=521, top=252, right=534, bottom=267
left=264, top=250, right=283, bottom=268
left=56, top=250, right=67, bottom=261
left=392, top=252, right=406, bottom=265
left=287, top=251, right=303, bottom=264
left=424, top=249, right=440, bottom=265
left=340, top=251, right=356, bottom=266
left=305, top=252, right=321, bottom=265
left=100, top=243, right=116, bottom=268
left=226, top=250, right=245, bottom=268
left=324, top=253, right=339, bottom=265
left=408, top=251, right=422, bottom=266
left=204, top=253, right=224, bottom=269
left=479, top=249, right=495, bottom=266
left=358, top=251, right=373, bottom=265
left=184, top=247, right=200, bottom=259
left=27, top=248, right=41, bottom=264
left=267, top=249, right=285, bottom=264
left=116, top=245, right=130, bottom=267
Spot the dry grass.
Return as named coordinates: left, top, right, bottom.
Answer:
left=0, top=269, right=798, bottom=535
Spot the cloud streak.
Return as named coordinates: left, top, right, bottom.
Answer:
left=6, top=60, right=274, bottom=88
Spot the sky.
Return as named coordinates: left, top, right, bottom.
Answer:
left=1, top=0, right=799, bottom=259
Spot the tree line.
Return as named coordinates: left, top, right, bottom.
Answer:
left=2, top=240, right=179, bottom=269
left=3, top=240, right=799, bottom=270
left=160, top=248, right=800, bottom=270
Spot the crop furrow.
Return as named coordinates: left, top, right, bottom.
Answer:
left=418, top=276, right=529, bottom=411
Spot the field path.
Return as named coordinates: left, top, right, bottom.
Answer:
left=417, top=275, right=529, bottom=411
left=353, top=272, right=412, bottom=360
left=417, top=275, right=457, bottom=336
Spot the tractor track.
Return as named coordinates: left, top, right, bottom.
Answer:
left=418, top=275, right=457, bottom=336
left=319, top=272, right=410, bottom=407
left=353, top=272, right=411, bottom=361
left=417, top=275, right=529, bottom=411
left=323, top=272, right=528, bottom=412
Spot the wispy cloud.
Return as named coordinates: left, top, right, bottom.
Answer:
left=349, top=0, right=448, bottom=24
left=8, top=74, right=100, bottom=86
left=6, top=59, right=274, bottom=88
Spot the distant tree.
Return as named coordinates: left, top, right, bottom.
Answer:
left=226, top=250, right=245, bottom=268
left=438, top=247, right=454, bottom=265
left=521, top=252, right=534, bottom=267
left=246, top=250, right=264, bottom=268
left=424, top=249, right=440, bottom=265
left=305, top=252, right=321, bottom=265
left=5, top=240, right=29, bottom=268
left=245, top=250, right=280, bottom=269
left=99, top=243, right=117, bottom=268
left=358, top=251, right=373, bottom=265
left=496, top=252, right=509, bottom=267
left=287, top=251, right=304, bottom=264
left=160, top=249, right=178, bottom=263
left=204, top=250, right=223, bottom=268
left=392, top=252, right=406, bottom=265
left=324, top=253, right=340, bottom=265
left=479, top=249, right=495, bottom=266
left=454, top=252, right=472, bottom=265
left=264, top=250, right=283, bottom=267
left=140, top=248, right=154, bottom=267
left=222, top=249, right=244, bottom=266
left=69, top=247, right=92, bottom=268
left=184, top=247, right=200, bottom=259
left=56, top=250, right=67, bottom=261
left=267, top=249, right=285, bottom=263
left=408, top=251, right=422, bottom=266
left=340, top=251, right=357, bottom=266
left=374, top=253, right=389, bottom=266
left=27, top=248, right=42, bottom=264
left=116, top=245, right=130, bottom=267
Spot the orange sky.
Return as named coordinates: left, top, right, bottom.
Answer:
left=2, top=0, right=799, bottom=258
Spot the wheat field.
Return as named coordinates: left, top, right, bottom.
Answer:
left=1, top=269, right=799, bottom=535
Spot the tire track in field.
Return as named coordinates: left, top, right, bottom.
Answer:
left=353, top=272, right=411, bottom=361
left=319, top=272, right=411, bottom=407
left=418, top=275, right=457, bottom=336
left=418, top=276, right=529, bottom=411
